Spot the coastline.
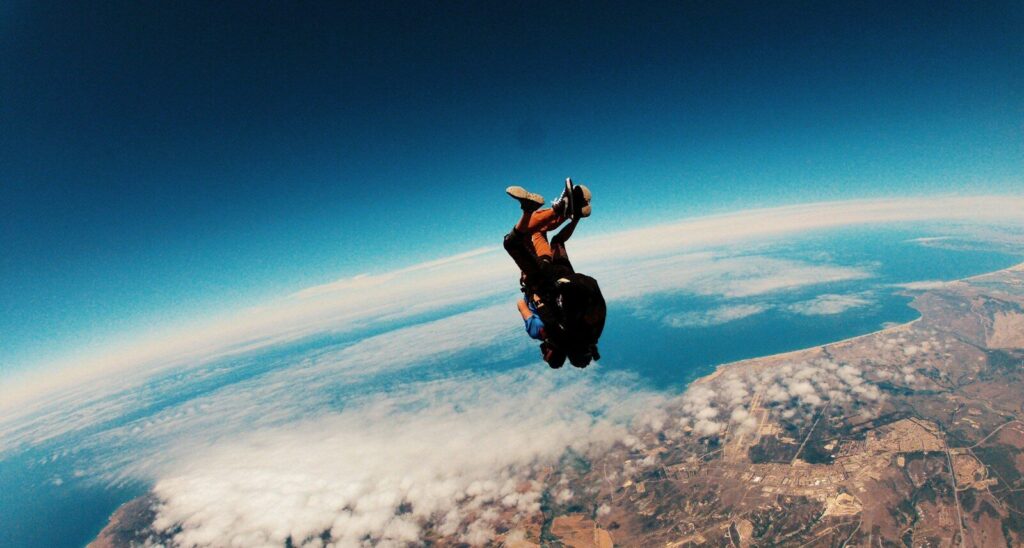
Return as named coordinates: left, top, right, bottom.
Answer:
left=693, top=261, right=1024, bottom=386
left=691, top=319, right=917, bottom=386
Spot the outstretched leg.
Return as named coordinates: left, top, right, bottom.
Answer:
left=503, top=186, right=546, bottom=275
left=516, top=207, right=564, bottom=234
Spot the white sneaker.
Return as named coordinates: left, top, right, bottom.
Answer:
left=552, top=178, right=574, bottom=216
left=506, top=186, right=545, bottom=211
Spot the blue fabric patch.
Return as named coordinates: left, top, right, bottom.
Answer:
left=523, top=298, right=544, bottom=339
left=524, top=314, right=545, bottom=340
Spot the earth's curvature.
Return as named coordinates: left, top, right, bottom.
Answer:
left=3, top=196, right=1024, bottom=547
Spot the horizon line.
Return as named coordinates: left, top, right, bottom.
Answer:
left=3, top=193, right=1024, bottom=412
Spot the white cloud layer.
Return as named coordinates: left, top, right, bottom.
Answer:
left=599, top=253, right=872, bottom=301
left=139, top=369, right=659, bottom=547
left=0, top=304, right=517, bottom=455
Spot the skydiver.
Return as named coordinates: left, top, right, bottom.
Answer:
left=503, top=179, right=606, bottom=369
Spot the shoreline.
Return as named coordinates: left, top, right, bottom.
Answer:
left=693, top=260, right=1024, bottom=386
left=692, top=318, right=920, bottom=386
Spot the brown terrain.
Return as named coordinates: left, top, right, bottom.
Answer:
left=92, top=263, right=1024, bottom=547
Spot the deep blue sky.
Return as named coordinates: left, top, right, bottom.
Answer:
left=2, top=1, right=1021, bottom=373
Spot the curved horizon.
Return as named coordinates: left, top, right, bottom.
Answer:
left=4, top=193, right=1024, bottom=413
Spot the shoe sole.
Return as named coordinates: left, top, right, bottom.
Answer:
left=574, top=184, right=591, bottom=204
left=570, top=183, right=591, bottom=218
left=506, top=186, right=544, bottom=207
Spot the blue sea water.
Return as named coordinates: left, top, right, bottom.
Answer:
left=1, top=226, right=1021, bottom=547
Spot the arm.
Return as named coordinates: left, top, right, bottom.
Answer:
left=551, top=218, right=579, bottom=246
left=518, top=296, right=546, bottom=340
left=517, top=298, right=533, bottom=320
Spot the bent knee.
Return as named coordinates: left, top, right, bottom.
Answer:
left=503, top=230, right=523, bottom=251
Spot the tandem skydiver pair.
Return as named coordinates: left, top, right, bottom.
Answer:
left=502, top=178, right=606, bottom=369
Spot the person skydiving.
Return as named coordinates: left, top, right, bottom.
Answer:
left=502, top=179, right=606, bottom=369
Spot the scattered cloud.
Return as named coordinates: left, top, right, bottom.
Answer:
left=787, top=293, right=873, bottom=316
left=891, top=280, right=951, bottom=291
left=671, top=358, right=882, bottom=441
left=906, top=225, right=1024, bottom=254
left=662, top=304, right=768, bottom=328
left=905, top=236, right=953, bottom=244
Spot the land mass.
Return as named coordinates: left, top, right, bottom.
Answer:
left=92, top=264, right=1024, bottom=547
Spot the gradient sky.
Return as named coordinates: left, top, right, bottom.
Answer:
left=2, top=1, right=1021, bottom=374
